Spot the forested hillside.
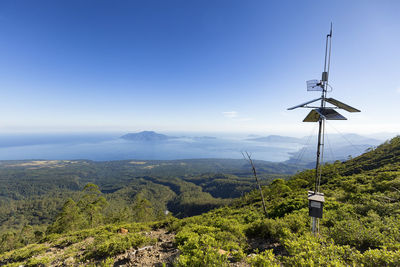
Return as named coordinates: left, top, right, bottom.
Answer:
left=0, top=159, right=296, bottom=243
left=170, top=136, right=400, bottom=266
left=1, top=137, right=400, bottom=266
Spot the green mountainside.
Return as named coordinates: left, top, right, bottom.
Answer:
left=1, top=137, right=400, bottom=266
left=0, top=159, right=296, bottom=239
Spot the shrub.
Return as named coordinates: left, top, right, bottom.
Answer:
left=281, top=234, right=358, bottom=266
left=247, top=249, right=280, bottom=267
left=269, top=197, right=307, bottom=218
left=245, top=218, right=288, bottom=242
left=82, top=232, right=154, bottom=260
left=356, top=248, right=400, bottom=267
left=327, top=218, right=384, bottom=251
left=177, top=234, right=229, bottom=267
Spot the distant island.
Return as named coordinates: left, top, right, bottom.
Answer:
left=120, top=131, right=218, bottom=142
left=247, top=135, right=303, bottom=143
left=120, top=131, right=171, bottom=141
left=193, top=136, right=217, bottom=140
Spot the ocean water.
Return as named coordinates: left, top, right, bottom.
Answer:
left=0, top=133, right=303, bottom=162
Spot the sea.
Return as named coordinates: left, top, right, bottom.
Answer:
left=0, top=132, right=303, bottom=162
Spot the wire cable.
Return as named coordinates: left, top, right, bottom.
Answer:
left=326, top=121, right=363, bottom=155
left=325, top=127, right=335, bottom=162
left=293, top=124, right=318, bottom=166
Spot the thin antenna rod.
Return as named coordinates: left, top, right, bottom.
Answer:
left=327, top=23, right=333, bottom=78
left=324, top=23, right=333, bottom=75
left=324, top=36, right=329, bottom=74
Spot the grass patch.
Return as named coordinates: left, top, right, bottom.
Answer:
left=0, top=243, right=49, bottom=264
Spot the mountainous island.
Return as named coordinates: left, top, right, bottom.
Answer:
left=121, top=131, right=172, bottom=141
left=120, top=131, right=217, bottom=142
left=0, top=136, right=399, bottom=265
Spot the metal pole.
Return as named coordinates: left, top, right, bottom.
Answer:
left=315, top=30, right=331, bottom=194
left=312, top=217, right=317, bottom=234
left=313, top=114, right=323, bottom=235
left=315, top=116, right=323, bottom=193
left=312, top=29, right=331, bottom=235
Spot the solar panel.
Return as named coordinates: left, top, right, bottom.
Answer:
left=325, top=98, right=361, bottom=112
left=303, top=108, right=347, bottom=122
left=307, top=80, right=323, bottom=91
left=303, top=110, right=320, bottom=122
left=287, top=97, right=322, bottom=110
left=317, top=108, right=347, bottom=120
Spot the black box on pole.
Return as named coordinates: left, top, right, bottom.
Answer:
left=308, top=191, right=325, bottom=219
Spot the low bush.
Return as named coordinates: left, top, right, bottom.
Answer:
left=82, top=231, right=154, bottom=261
left=247, top=249, right=280, bottom=267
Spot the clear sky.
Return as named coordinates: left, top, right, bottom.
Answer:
left=0, top=0, right=399, bottom=136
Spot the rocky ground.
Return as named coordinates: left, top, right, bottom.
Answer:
left=7, top=228, right=275, bottom=266
left=113, top=228, right=179, bottom=266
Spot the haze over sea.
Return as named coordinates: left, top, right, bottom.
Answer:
left=0, top=131, right=384, bottom=162
left=0, top=132, right=301, bottom=162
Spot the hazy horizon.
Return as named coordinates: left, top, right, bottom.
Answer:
left=0, top=129, right=396, bottom=140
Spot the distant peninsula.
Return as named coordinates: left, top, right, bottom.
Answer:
left=247, top=135, right=303, bottom=143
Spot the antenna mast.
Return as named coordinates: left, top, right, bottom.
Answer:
left=287, top=24, right=360, bottom=235
left=315, top=23, right=332, bottom=193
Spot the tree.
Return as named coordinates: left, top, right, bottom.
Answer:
left=47, top=198, right=83, bottom=234
left=47, top=183, right=108, bottom=234
left=77, top=183, right=108, bottom=228
left=132, top=193, right=154, bottom=222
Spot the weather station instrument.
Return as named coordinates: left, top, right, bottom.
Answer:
left=287, top=24, right=361, bottom=235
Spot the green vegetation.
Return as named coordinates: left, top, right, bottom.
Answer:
left=46, top=183, right=108, bottom=234
left=168, top=136, right=400, bottom=266
left=0, top=158, right=295, bottom=235
left=1, top=136, right=400, bottom=265
left=0, top=222, right=153, bottom=266
left=0, top=158, right=294, bottom=256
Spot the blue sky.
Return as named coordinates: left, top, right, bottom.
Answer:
left=0, top=0, right=399, bottom=136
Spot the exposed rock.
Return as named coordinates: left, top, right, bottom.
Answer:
left=113, top=228, right=179, bottom=267
left=118, top=228, right=129, bottom=234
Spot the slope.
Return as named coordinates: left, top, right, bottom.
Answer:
left=1, top=136, right=400, bottom=266
left=171, top=136, right=400, bottom=265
